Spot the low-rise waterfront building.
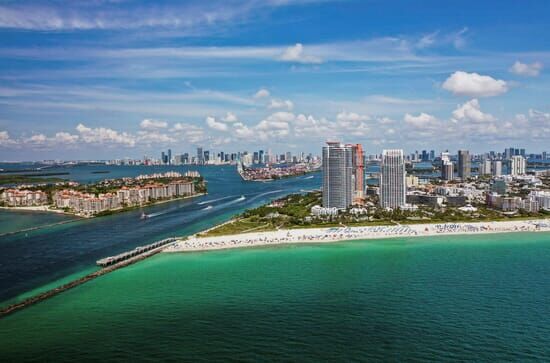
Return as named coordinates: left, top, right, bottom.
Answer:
left=528, top=191, right=550, bottom=211
left=311, top=205, right=339, bottom=217
left=0, top=189, right=48, bottom=207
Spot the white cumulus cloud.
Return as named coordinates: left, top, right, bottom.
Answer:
left=404, top=113, right=439, bottom=128
left=442, top=71, right=508, bottom=97
left=222, top=112, right=238, bottom=123
left=140, top=119, right=168, bottom=129
left=279, top=43, right=322, bottom=64
left=205, top=116, right=228, bottom=131
left=268, top=99, right=294, bottom=110
left=76, top=123, right=136, bottom=147
left=0, top=130, right=16, bottom=146
left=451, top=99, right=495, bottom=123
left=509, top=61, right=543, bottom=77
left=336, top=111, right=371, bottom=123
left=54, top=132, right=79, bottom=144
left=253, top=88, right=270, bottom=99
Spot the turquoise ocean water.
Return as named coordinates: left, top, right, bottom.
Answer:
left=1, top=232, right=549, bottom=361
left=1, top=164, right=550, bottom=361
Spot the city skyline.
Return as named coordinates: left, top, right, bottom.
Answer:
left=1, top=0, right=550, bottom=160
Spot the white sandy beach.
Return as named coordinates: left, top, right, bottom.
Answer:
left=0, top=205, right=70, bottom=215
left=164, top=219, right=550, bottom=253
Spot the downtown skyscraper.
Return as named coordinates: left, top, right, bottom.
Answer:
left=379, top=149, right=406, bottom=209
left=322, top=142, right=353, bottom=209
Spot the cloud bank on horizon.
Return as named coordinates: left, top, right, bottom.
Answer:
left=0, top=0, right=549, bottom=160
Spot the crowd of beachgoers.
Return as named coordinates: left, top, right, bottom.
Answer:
left=163, top=219, right=550, bottom=253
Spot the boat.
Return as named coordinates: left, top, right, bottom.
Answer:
left=140, top=212, right=149, bottom=220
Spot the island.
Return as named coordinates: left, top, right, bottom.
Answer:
left=0, top=171, right=206, bottom=217
left=237, top=161, right=320, bottom=181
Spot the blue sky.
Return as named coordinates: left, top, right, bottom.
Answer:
left=0, top=0, right=549, bottom=160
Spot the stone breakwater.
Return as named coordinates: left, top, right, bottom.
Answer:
left=165, top=219, right=550, bottom=253
left=0, top=242, right=171, bottom=319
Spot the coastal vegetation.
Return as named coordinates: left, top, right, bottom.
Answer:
left=201, top=190, right=550, bottom=237
left=0, top=174, right=65, bottom=185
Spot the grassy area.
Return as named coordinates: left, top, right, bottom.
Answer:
left=201, top=219, right=276, bottom=237
left=0, top=175, right=65, bottom=185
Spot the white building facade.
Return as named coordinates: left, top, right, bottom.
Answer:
left=322, top=141, right=353, bottom=209
left=380, top=149, right=406, bottom=209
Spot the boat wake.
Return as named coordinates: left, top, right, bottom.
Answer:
left=198, top=195, right=247, bottom=212
left=303, top=175, right=314, bottom=179
left=197, top=195, right=236, bottom=205
left=247, top=189, right=284, bottom=202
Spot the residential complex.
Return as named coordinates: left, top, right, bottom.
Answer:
left=510, top=155, right=526, bottom=176
left=350, top=144, right=365, bottom=204
left=322, top=142, right=353, bottom=209
left=457, top=150, right=471, bottom=180
left=379, top=149, right=406, bottom=209
left=0, top=189, right=48, bottom=207
left=0, top=171, right=202, bottom=217
left=54, top=179, right=195, bottom=216
left=441, top=152, right=454, bottom=181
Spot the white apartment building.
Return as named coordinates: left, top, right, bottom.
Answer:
left=380, top=149, right=406, bottom=209
left=0, top=189, right=48, bottom=207
left=510, top=155, right=526, bottom=176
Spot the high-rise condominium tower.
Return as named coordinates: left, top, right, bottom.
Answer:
left=491, top=160, right=502, bottom=177
left=349, top=144, right=364, bottom=203
left=322, top=141, right=353, bottom=209
left=457, top=150, right=471, bottom=179
left=479, top=158, right=492, bottom=176
left=380, top=149, right=406, bottom=209
left=510, top=155, right=526, bottom=175
left=441, top=152, right=454, bottom=181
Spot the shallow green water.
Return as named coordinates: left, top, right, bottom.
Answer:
left=1, top=232, right=550, bottom=361
left=0, top=209, right=75, bottom=235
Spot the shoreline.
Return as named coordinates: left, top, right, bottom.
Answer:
left=0, top=205, right=74, bottom=216
left=0, top=193, right=206, bottom=218
left=165, top=219, right=550, bottom=253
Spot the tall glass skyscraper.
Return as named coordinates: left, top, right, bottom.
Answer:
left=458, top=149, right=471, bottom=179
left=380, top=149, right=406, bottom=209
left=197, top=147, right=203, bottom=165
left=322, top=142, right=353, bottom=209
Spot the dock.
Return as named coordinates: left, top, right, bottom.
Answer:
left=96, top=238, right=177, bottom=267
